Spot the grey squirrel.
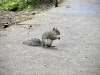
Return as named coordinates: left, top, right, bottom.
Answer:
left=22, top=28, right=60, bottom=47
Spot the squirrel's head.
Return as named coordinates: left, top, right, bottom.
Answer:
left=53, top=28, right=60, bottom=35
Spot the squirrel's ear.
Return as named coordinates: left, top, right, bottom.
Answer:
left=53, top=28, right=55, bottom=31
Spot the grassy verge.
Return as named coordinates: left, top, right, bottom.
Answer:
left=0, top=0, right=53, bottom=11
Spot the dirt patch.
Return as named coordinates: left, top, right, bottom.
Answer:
left=0, top=3, right=53, bottom=30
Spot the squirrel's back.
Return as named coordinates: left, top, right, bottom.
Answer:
left=42, top=28, right=60, bottom=40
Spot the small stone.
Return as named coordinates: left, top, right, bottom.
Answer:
left=65, top=27, right=67, bottom=28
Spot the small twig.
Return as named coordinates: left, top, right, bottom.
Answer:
left=18, top=24, right=34, bottom=25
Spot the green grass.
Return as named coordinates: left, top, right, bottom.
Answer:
left=0, top=0, right=53, bottom=11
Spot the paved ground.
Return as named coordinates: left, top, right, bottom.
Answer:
left=0, top=0, right=100, bottom=75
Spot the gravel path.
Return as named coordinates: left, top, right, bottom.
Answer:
left=0, top=0, right=100, bottom=75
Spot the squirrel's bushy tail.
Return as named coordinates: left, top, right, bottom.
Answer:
left=22, top=38, right=41, bottom=46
